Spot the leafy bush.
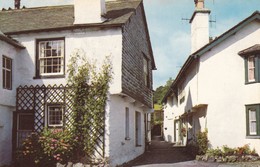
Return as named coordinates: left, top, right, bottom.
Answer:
left=16, top=133, right=44, bottom=167
left=16, top=129, right=76, bottom=167
left=206, top=144, right=258, bottom=158
left=222, top=145, right=236, bottom=156
left=196, top=130, right=209, bottom=155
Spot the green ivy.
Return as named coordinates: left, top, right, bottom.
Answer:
left=67, top=49, right=112, bottom=161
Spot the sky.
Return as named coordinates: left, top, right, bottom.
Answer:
left=0, top=0, right=260, bottom=89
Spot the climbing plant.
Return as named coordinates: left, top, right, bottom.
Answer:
left=67, top=49, right=112, bottom=161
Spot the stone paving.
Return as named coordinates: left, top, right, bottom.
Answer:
left=122, top=136, right=260, bottom=167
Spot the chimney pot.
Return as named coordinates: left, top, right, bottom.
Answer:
left=15, top=0, right=21, bottom=9
left=195, top=0, right=204, bottom=9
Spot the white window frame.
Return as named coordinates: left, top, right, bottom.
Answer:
left=248, top=56, right=256, bottom=82
left=2, top=56, right=12, bottom=90
left=38, top=39, right=64, bottom=76
left=47, top=104, right=64, bottom=127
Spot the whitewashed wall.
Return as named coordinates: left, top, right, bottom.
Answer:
left=165, top=20, right=260, bottom=153
left=105, top=95, right=145, bottom=166
left=0, top=40, right=21, bottom=166
left=13, top=28, right=123, bottom=94
left=199, top=20, right=260, bottom=152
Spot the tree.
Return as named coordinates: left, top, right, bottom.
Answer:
left=153, top=77, right=174, bottom=104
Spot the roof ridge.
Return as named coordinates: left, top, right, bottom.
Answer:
left=0, top=5, right=73, bottom=13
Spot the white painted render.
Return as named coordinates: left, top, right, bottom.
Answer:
left=0, top=41, right=21, bottom=166
left=105, top=95, right=146, bottom=166
left=12, top=28, right=123, bottom=94
left=74, top=0, right=106, bottom=24
left=164, top=20, right=260, bottom=152
left=191, top=11, right=210, bottom=53
left=0, top=26, right=150, bottom=166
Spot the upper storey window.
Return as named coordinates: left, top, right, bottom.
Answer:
left=238, top=44, right=260, bottom=84
left=143, top=56, right=150, bottom=88
left=36, top=38, right=65, bottom=78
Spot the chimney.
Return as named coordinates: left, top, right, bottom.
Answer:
left=15, top=0, right=21, bottom=9
left=190, top=0, right=211, bottom=53
left=74, top=0, right=106, bottom=24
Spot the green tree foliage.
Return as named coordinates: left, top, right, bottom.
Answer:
left=153, top=77, right=174, bottom=104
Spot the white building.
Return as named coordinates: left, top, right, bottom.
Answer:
left=163, top=0, right=260, bottom=153
left=0, top=0, right=155, bottom=166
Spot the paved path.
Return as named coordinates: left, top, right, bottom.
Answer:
left=122, top=136, right=260, bottom=167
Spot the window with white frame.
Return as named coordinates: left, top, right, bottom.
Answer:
left=2, top=56, right=12, bottom=90
left=248, top=56, right=256, bottom=82
left=37, top=38, right=64, bottom=77
left=125, top=107, right=130, bottom=140
left=246, top=104, right=260, bottom=137
left=47, top=104, right=63, bottom=127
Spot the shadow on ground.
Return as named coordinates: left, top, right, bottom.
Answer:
left=121, top=136, right=194, bottom=167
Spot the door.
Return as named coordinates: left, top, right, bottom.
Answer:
left=14, top=113, right=34, bottom=148
left=135, top=111, right=141, bottom=146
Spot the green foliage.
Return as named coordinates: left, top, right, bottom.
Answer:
left=196, top=130, right=209, bottom=155
left=207, top=147, right=223, bottom=157
left=67, top=49, right=112, bottom=160
left=16, top=133, right=44, bottom=167
left=17, top=129, right=76, bottom=167
left=39, top=129, right=77, bottom=164
left=206, top=144, right=258, bottom=157
left=17, top=49, right=112, bottom=165
left=153, top=77, right=174, bottom=104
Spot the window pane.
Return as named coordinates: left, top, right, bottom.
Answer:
left=248, top=56, right=255, bottom=82
left=38, top=39, right=64, bottom=75
left=2, top=70, right=5, bottom=88
left=48, top=105, right=63, bottom=126
left=6, top=71, right=11, bottom=89
left=2, top=57, right=5, bottom=68
left=249, top=109, right=257, bottom=135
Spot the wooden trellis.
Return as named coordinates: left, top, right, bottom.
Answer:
left=15, top=84, right=105, bottom=159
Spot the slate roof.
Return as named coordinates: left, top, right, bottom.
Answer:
left=0, top=30, right=25, bottom=48
left=0, top=0, right=141, bottom=35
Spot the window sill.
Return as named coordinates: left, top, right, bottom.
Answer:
left=246, top=136, right=260, bottom=139
left=245, top=81, right=259, bottom=85
left=34, top=75, right=65, bottom=79
left=125, top=137, right=131, bottom=141
left=136, top=145, right=142, bottom=147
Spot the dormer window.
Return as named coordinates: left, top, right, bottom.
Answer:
left=238, top=44, right=260, bottom=84
left=35, top=38, right=65, bottom=78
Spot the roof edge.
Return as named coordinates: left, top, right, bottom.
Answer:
left=162, top=10, right=260, bottom=103
left=0, top=34, right=25, bottom=49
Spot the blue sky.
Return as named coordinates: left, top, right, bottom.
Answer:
left=1, top=0, right=260, bottom=89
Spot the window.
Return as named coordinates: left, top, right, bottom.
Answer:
left=2, top=56, right=12, bottom=90
left=143, top=57, right=149, bottom=88
left=125, top=107, right=130, bottom=140
left=248, top=56, right=256, bottom=82
left=36, top=38, right=65, bottom=77
left=47, top=104, right=63, bottom=127
left=244, top=55, right=259, bottom=84
left=246, top=104, right=260, bottom=137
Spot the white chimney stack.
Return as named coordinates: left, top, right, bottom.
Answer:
left=190, top=0, right=211, bottom=53
left=74, top=0, right=106, bottom=24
